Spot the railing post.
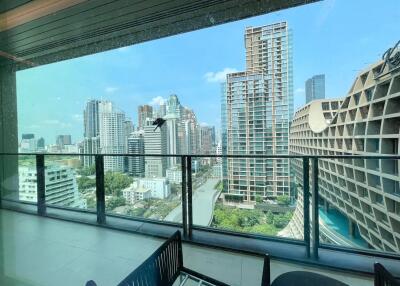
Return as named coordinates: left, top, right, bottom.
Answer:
left=95, top=155, right=106, bottom=224
left=181, top=156, right=188, bottom=238
left=187, top=156, right=193, bottom=238
left=36, top=154, right=46, bottom=216
left=303, top=157, right=310, bottom=258
left=312, top=157, right=319, bottom=259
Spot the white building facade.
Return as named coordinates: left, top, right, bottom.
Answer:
left=19, top=165, right=86, bottom=208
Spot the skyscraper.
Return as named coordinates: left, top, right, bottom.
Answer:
left=123, top=119, right=135, bottom=172
left=83, top=100, right=100, bottom=167
left=165, top=113, right=179, bottom=167
left=99, top=101, right=126, bottom=172
left=144, top=119, right=167, bottom=177
left=138, top=105, right=153, bottom=130
left=84, top=100, right=100, bottom=138
left=127, top=130, right=145, bottom=177
left=223, top=22, right=293, bottom=202
left=20, top=133, right=37, bottom=152
left=181, top=107, right=199, bottom=154
left=165, top=94, right=182, bottom=163
left=199, top=125, right=213, bottom=155
left=166, top=95, right=182, bottom=118
left=37, top=137, right=45, bottom=150
left=56, top=135, right=72, bottom=149
left=305, top=74, right=325, bottom=103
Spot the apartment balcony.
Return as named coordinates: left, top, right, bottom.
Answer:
left=1, top=153, right=400, bottom=285
left=0, top=209, right=369, bottom=286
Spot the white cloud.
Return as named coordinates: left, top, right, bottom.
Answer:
left=149, top=96, right=166, bottom=106
left=204, top=67, right=238, bottom=83
left=72, top=114, right=83, bottom=122
left=105, top=86, right=119, bottom=94
left=200, top=122, right=209, bottom=127
left=27, top=124, right=40, bottom=129
left=295, top=88, right=305, bottom=94
left=43, top=119, right=71, bottom=128
left=316, top=0, right=335, bottom=28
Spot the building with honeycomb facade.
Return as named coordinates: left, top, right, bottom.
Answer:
left=286, top=52, right=400, bottom=253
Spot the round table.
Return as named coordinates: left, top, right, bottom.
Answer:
left=271, top=271, right=349, bottom=286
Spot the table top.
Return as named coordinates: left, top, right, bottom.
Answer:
left=271, top=271, right=349, bottom=286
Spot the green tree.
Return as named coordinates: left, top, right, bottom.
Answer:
left=86, top=196, right=96, bottom=209
left=273, top=213, right=291, bottom=228
left=106, top=196, right=126, bottom=210
left=255, top=195, right=263, bottom=204
left=77, top=165, right=96, bottom=176
left=276, top=195, right=290, bottom=206
left=77, top=176, right=96, bottom=193
left=104, top=172, right=133, bottom=196
left=266, top=210, right=274, bottom=224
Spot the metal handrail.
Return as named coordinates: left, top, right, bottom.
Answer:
left=1, top=152, right=400, bottom=261
left=1, top=152, right=400, bottom=159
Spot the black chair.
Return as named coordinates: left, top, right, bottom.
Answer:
left=117, top=230, right=230, bottom=286
left=374, top=263, right=400, bottom=286
left=261, top=254, right=348, bottom=286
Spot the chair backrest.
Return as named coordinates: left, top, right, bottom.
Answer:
left=261, top=254, right=271, bottom=286
left=374, top=263, right=400, bottom=286
left=118, top=231, right=183, bottom=286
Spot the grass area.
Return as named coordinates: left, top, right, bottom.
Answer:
left=211, top=202, right=293, bottom=236
left=18, top=155, right=79, bottom=167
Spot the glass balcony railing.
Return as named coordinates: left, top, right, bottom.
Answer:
left=0, top=152, right=400, bottom=260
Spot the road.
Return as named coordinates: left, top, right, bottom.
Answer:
left=164, top=178, right=220, bottom=226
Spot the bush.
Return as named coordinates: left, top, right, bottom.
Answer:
left=276, top=195, right=290, bottom=206
left=104, top=172, right=133, bottom=196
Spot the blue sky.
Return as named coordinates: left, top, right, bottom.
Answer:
left=16, top=0, right=400, bottom=144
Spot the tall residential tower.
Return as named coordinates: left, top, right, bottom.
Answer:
left=223, top=22, right=293, bottom=202
left=98, top=101, right=126, bottom=172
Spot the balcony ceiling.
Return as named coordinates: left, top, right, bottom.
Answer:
left=0, top=0, right=317, bottom=69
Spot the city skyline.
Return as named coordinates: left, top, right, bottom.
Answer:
left=15, top=0, right=399, bottom=144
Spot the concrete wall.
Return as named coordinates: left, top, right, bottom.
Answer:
left=0, top=65, right=19, bottom=200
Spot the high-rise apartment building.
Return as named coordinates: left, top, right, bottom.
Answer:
left=223, top=22, right=293, bottom=202
left=83, top=100, right=100, bottom=167
left=99, top=101, right=126, bottom=172
left=20, top=134, right=37, bottom=152
left=127, top=131, right=145, bottom=177
left=199, top=125, right=213, bottom=155
left=56, top=135, right=72, bottom=150
left=138, top=105, right=153, bottom=130
left=165, top=113, right=179, bottom=167
left=305, top=74, right=325, bottom=103
left=37, top=137, right=45, bottom=151
left=123, top=119, right=135, bottom=172
left=181, top=107, right=199, bottom=154
left=144, top=119, right=167, bottom=177
left=84, top=100, right=100, bottom=138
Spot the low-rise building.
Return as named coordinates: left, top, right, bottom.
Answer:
left=122, top=182, right=151, bottom=204
left=166, top=166, right=182, bottom=184
left=139, top=178, right=170, bottom=199
left=19, top=165, right=86, bottom=208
